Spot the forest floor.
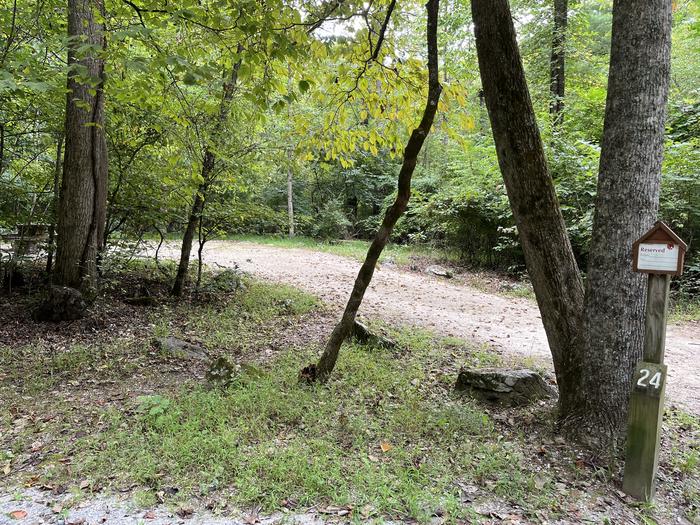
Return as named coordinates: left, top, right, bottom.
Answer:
left=154, top=240, right=700, bottom=416
left=0, top=253, right=698, bottom=524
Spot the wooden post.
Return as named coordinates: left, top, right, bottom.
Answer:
left=624, top=221, right=686, bottom=502
left=622, top=356, right=667, bottom=500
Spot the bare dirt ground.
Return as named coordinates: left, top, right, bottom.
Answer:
left=157, top=240, right=700, bottom=415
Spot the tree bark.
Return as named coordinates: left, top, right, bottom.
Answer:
left=172, top=55, right=242, bottom=297
left=549, top=0, right=567, bottom=126
left=580, top=0, right=672, bottom=442
left=301, top=0, right=442, bottom=383
left=54, top=0, right=108, bottom=295
left=471, top=0, right=586, bottom=414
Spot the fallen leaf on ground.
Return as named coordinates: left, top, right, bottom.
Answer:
left=9, top=510, right=27, bottom=519
left=380, top=441, right=393, bottom=453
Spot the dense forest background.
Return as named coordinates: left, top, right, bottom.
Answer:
left=1, top=0, right=698, bottom=287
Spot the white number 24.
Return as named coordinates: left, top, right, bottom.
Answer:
left=637, top=369, right=662, bottom=389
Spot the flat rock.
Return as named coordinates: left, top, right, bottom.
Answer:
left=425, top=265, right=453, bottom=278
left=455, top=368, right=556, bottom=406
left=154, top=336, right=208, bottom=360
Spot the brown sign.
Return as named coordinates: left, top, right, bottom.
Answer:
left=632, top=221, right=687, bottom=276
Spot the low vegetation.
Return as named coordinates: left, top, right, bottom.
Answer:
left=1, top=264, right=697, bottom=523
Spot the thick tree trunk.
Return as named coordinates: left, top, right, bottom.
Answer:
left=301, top=0, right=442, bottom=383
left=471, top=0, right=586, bottom=413
left=472, top=0, right=672, bottom=447
left=549, top=0, right=567, bottom=126
left=172, top=57, right=241, bottom=296
left=580, top=0, right=672, bottom=442
left=54, top=0, right=108, bottom=295
left=46, top=134, right=64, bottom=276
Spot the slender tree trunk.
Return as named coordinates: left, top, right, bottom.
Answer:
left=549, top=0, right=567, bottom=126
left=287, top=166, right=295, bottom=237
left=46, top=134, right=64, bottom=276
left=579, top=0, right=672, bottom=443
left=301, top=0, right=442, bottom=383
left=0, top=123, right=5, bottom=176
left=471, top=0, right=586, bottom=414
left=172, top=186, right=206, bottom=296
left=196, top=216, right=205, bottom=293
left=55, top=0, right=108, bottom=295
left=172, top=54, right=242, bottom=296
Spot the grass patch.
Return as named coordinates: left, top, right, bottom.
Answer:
left=77, top=343, right=555, bottom=521
left=670, top=296, right=700, bottom=323
left=4, top=272, right=697, bottom=524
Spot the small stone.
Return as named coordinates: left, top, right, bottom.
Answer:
left=425, top=265, right=453, bottom=278
left=206, top=356, right=237, bottom=386
left=352, top=320, right=397, bottom=349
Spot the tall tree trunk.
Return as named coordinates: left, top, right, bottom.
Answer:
left=46, top=134, right=64, bottom=276
left=471, top=0, right=586, bottom=414
left=301, top=0, right=442, bottom=383
left=549, top=0, right=567, bottom=126
left=55, top=0, right=108, bottom=295
left=172, top=55, right=242, bottom=297
left=580, top=0, right=672, bottom=442
left=472, top=0, right=672, bottom=447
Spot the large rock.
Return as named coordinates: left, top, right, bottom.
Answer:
left=32, top=285, right=88, bottom=322
left=455, top=368, right=556, bottom=406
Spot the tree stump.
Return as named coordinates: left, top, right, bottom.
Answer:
left=455, top=368, right=556, bottom=406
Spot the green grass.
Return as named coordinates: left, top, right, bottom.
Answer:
left=670, top=297, right=700, bottom=323
left=6, top=281, right=556, bottom=522
left=5, top=274, right=697, bottom=523
left=77, top=344, right=554, bottom=521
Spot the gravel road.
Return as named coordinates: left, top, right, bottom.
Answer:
left=155, top=240, right=699, bottom=415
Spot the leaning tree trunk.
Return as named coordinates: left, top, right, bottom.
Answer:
left=54, top=0, right=108, bottom=295
left=579, top=0, right=672, bottom=444
left=172, top=57, right=242, bottom=297
left=301, top=0, right=442, bottom=383
left=549, top=0, right=567, bottom=127
left=471, top=0, right=587, bottom=414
